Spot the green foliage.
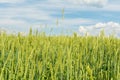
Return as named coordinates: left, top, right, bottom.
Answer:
left=0, top=31, right=120, bottom=80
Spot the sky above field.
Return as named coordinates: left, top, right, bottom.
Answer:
left=0, top=0, right=120, bottom=36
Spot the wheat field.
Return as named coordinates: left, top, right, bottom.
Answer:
left=0, top=30, right=120, bottom=80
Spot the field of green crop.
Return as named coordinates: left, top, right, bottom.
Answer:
left=0, top=30, right=120, bottom=80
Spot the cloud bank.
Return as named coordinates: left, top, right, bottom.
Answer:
left=79, top=22, right=120, bottom=37
left=66, top=0, right=108, bottom=7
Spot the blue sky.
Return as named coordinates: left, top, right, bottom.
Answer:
left=0, top=0, right=120, bottom=36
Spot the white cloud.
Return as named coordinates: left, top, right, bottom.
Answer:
left=0, top=7, right=52, bottom=23
left=102, top=4, right=120, bottom=11
left=79, top=22, right=120, bottom=36
left=0, top=18, right=31, bottom=33
left=58, top=18, right=95, bottom=26
left=0, top=0, right=24, bottom=3
left=43, top=0, right=119, bottom=11
left=66, top=0, right=108, bottom=7
left=0, top=19, right=26, bottom=25
left=79, top=26, right=87, bottom=33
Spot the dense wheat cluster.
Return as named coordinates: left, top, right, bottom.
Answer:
left=0, top=30, right=120, bottom=80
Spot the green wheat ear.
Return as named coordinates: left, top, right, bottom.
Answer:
left=29, top=27, right=33, bottom=35
left=56, top=18, right=59, bottom=26
left=62, top=8, right=64, bottom=20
